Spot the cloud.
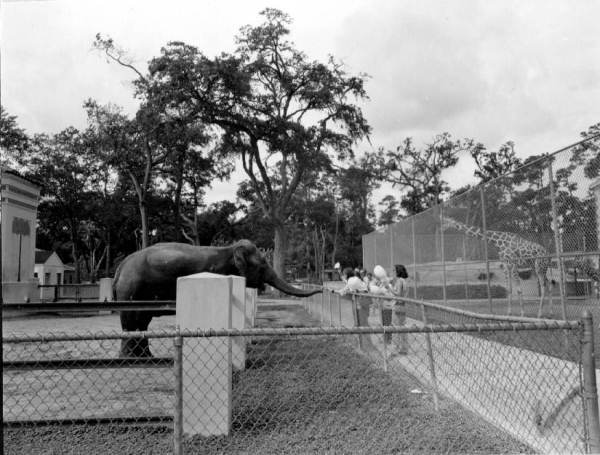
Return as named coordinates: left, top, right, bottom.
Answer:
left=335, top=0, right=600, bottom=155
left=2, top=0, right=599, bottom=206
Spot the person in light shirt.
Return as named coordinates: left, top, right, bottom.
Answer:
left=337, top=268, right=368, bottom=295
left=370, top=264, right=409, bottom=355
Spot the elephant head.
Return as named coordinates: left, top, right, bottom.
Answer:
left=232, top=240, right=319, bottom=297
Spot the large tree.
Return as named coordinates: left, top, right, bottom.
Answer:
left=138, top=8, right=371, bottom=276
left=18, top=128, right=98, bottom=282
left=471, top=141, right=522, bottom=183
left=0, top=106, right=29, bottom=167
left=375, top=133, right=479, bottom=215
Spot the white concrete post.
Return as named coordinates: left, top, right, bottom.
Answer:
left=244, top=288, right=257, bottom=328
left=98, top=277, right=113, bottom=315
left=98, top=278, right=113, bottom=301
left=176, top=273, right=233, bottom=437
left=230, top=276, right=246, bottom=370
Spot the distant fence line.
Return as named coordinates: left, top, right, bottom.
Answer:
left=363, top=142, right=600, bottom=319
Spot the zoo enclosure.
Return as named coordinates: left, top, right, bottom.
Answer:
left=363, top=141, right=600, bottom=319
left=4, top=296, right=600, bottom=454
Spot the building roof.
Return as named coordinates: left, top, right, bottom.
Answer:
left=1, top=167, right=42, bottom=189
left=35, top=249, right=55, bottom=264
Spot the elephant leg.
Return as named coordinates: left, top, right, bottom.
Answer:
left=120, top=311, right=154, bottom=358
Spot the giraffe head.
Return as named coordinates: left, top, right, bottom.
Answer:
left=440, top=216, right=462, bottom=231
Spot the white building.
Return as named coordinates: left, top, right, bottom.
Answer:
left=1, top=168, right=42, bottom=302
left=34, top=249, right=74, bottom=285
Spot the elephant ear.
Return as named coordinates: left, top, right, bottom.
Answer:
left=233, top=244, right=248, bottom=276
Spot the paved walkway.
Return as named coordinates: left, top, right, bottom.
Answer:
left=358, top=313, right=585, bottom=455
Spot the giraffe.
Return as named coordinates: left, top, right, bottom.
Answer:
left=440, top=216, right=554, bottom=317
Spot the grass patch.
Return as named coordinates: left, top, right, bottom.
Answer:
left=3, top=336, right=533, bottom=454
left=414, top=284, right=507, bottom=300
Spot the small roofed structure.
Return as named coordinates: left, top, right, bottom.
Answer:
left=34, top=249, right=74, bottom=285
left=34, top=249, right=75, bottom=301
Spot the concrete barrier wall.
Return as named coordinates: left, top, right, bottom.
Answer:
left=2, top=281, right=40, bottom=302
left=304, top=288, right=359, bottom=328
left=244, top=288, right=257, bottom=328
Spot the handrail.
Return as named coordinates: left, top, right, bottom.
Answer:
left=38, top=283, right=100, bottom=288
left=2, top=300, right=176, bottom=312
left=3, top=357, right=174, bottom=370
left=3, top=321, right=581, bottom=343
left=304, top=283, right=558, bottom=324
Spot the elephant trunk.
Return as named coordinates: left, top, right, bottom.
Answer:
left=265, top=270, right=322, bottom=297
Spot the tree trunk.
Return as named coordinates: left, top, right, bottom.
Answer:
left=139, top=199, right=149, bottom=249
left=105, top=232, right=111, bottom=277
left=128, top=172, right=150, bottom=249
left=173, top=151, right=185, bottom=242
left=193, top=186, right=200, bottom=245
left=70, top=221, right=81, bottom=283
left=332, top=208, right=339, bottom=267
left=273, top=223, right=287, bottom=279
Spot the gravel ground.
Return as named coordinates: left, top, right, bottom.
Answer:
left=4, top=303, right=533, bottom=454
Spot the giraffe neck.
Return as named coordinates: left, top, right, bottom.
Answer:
left=446, top=219, right=544, bottom=255
left=446, top=221, right=486, bottom=240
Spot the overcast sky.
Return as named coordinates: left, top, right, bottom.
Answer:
left=2, top=0, right=599, bottom=206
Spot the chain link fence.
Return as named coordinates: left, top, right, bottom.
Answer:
left=4, top=306, right=599, bottom=454
left=302, top=288, right=600, bottom=453
left=363, top=142, right=600, bottom=322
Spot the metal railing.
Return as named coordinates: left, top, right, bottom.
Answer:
left=37, top=283, right=100, bottom=302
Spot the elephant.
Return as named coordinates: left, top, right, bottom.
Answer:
left=113, top=239, right=321, bottom=357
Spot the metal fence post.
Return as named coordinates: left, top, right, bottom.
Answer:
left=548, top=162, right=567, bottom=320
left=338, top=292, right=343, bottom=327
left=421, top=302, right=440, bottom=413
left=439, top=204, right=447, bottom=305
left=480, top=186, right=493, bottom=313
left=329, top=290, right=334, bottom=327
left=352, top=294, right=360, bottom=349
left=462, top=236, right=470, bottom=305
left=320, top=291, right=325, bottom=325
left=411, top=218, right=418, bottom=300
left=390, top=225, right=394, bottom=272
left=582, top=311, right=600, bottom=453
left=173, top=334, right=183, bottom=455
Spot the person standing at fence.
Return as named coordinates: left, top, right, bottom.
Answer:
left=337, top=268, right=368, bottom=295
left=390, top=264, right=409, bottom=355
left=372, top=265, right=396, bottom=346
